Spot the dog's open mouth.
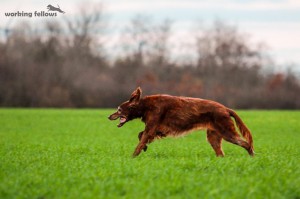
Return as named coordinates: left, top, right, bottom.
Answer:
left=108, top=113, right=127, bottom=127
left=118, top=116, right=127, bottom=127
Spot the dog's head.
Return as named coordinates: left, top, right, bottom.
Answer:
left=108, top=87, right=142, bottom=127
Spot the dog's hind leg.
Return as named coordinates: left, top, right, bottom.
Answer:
left=207, top=129, right=224, bottom=157
left=215, top=119, right=254, bottom=156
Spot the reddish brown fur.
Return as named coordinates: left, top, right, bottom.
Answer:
left=108, top=87, right=254, bottom=157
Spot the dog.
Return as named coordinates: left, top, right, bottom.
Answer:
left=108, top=87, right=254, bottom=157
left=47, top=4, right=65, bottom=13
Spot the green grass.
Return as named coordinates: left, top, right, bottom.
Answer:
left=0, top=109, right=299, bottom=199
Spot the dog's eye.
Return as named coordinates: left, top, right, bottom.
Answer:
left=117, top=107, right=122, bottom=113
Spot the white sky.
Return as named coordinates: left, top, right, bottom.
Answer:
left=1, top=0, right=299, bottom=70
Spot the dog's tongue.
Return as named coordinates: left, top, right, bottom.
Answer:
left=117, top=117, right=126, bottom=127
left=120, top=117, right=126, bottom=123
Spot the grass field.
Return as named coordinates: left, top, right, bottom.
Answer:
left=0, top=109, right=299, bottom=199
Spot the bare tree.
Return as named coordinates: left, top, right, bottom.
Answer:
left=120, top=15, right=172, bottom=66
left=193, top=21, right=273, bottom=107
left=65, top=3, right=105, bottom=56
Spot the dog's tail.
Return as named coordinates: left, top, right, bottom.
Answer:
left=227, top=108, right=254, bottom=151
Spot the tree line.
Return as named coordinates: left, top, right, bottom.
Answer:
left=0, top=7, right=300, bottom=109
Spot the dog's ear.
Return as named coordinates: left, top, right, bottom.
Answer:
left=129, top=87, right=142, bottom=102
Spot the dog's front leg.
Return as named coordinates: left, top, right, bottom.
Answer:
left=138, top=131, right=148, bottom=152
left=133, top=129, right=156, bottom=157
left=138, top=131, right=144, bottom=141
left=133, top=132, right=149, bottom=157
left=133, top=120, right=158, bottom=157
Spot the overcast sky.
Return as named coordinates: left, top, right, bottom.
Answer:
left=1, top=0, right=299, bottom=70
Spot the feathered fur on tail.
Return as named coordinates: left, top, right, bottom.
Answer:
left=227, top=108, right=254, bottom=152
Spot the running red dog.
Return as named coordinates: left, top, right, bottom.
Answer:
left=108, top=87, right=254, bottom=157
